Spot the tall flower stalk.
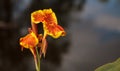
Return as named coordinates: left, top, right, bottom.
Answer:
left=19, top=9, right=66, bottom=71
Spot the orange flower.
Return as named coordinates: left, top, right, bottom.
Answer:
left=19, top=8, right=66, bottom=71
left=20, top=31, right=39, bottom=55
left=31, top=9, right=66, bottom=56
left=31, top=9, right=66, bottom=38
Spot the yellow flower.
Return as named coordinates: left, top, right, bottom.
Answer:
left=31, top=9, right=66, bottom=38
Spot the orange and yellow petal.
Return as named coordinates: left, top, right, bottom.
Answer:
left=20, top=32, right=39, bottom=49
left=31, top=9, right=58, bottom=25
left=31, top=10, right=44, bottom=24
left=43, top=9, right=58, bottom=24
left=43, top=23, right=66, bottom=38
left=42, top=9, right=66, bottom=38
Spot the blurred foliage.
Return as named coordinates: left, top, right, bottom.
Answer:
left=95, top=58, right=120, bottom=71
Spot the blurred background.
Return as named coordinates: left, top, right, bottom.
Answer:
left=0, top=0, right=120, bottom=71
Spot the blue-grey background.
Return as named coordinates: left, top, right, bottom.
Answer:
left=0, top=0, right=120, bottom=71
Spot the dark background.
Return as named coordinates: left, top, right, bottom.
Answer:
left=0, top=0, right=120, bottom=71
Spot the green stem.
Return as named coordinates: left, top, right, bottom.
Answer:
left=34, top=47, right=40, bottom=71
left=34, top=57, right=39, bottom=71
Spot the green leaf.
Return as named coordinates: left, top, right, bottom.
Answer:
left=95, top=58, right=120, bottom=71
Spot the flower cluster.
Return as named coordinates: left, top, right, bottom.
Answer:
left=19, top=9, right=66, bottom=58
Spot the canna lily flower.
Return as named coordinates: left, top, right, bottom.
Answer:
left=20, top=30, right=39, bottom=56
left=19, top=8, right=66, bottom=71
left=31, top=9, right=66, bottom=56
left=31, top=9, right=66, bottom=38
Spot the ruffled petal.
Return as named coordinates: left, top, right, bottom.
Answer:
left=20, top=32, right=38, bottom=49
left=31, top=10, right=44, bottom=24
left=43, top=23, right=66, bottom=38
left=43, top=9, right=58, bottom=25
left=42, top=9, right=66, bottom=38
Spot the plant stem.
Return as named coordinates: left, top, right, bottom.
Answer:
left=34, top=57, right=39, bottom=71
left=31, top=22, right=38, bottom=36
left=34, top=47, right=40, bottom=71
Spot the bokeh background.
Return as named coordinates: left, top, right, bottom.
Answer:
left=0, top=0, right=120, bottom=71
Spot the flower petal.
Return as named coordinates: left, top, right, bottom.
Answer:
left=43, top=9, right=58, bottom=25
left=20, top=32, right=38, bottom=49
left=31, top=10, right=44, bottom=24
left=42, top=9, right=66, bottom=38
left=43, top=23, right=66, bottom=38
